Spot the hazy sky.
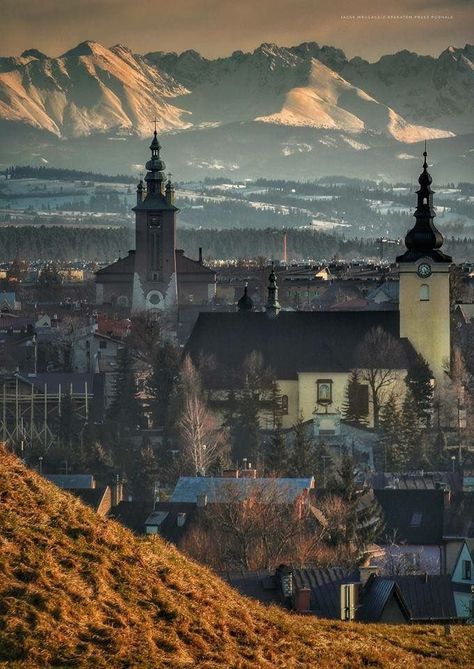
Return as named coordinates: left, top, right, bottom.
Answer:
left=0, top=0, right=471, bottom=60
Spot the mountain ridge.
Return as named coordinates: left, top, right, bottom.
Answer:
left=0, top=40, right=472, bottom=139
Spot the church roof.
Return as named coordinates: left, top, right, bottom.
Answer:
left=176, top=251, right=216, bottom=276
left=185, top=310, right=417, bottom=380
left=95, top=252, right=135, bottom=276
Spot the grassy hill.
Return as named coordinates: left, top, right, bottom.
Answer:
left=0, top=449, right=473, bottom=668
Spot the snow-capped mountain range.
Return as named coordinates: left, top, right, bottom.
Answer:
left=0, top=40, right=472, bottom=180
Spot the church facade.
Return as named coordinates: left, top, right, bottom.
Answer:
left=185, top=150, right=453, bottom=430
left=95, top=132, right=216, bottom=313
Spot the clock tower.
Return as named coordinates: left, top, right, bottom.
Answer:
left=397, top=148, right=452, bottom=383
left=131, top=131, right=178, bottom=313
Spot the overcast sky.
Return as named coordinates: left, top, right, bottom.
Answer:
left=0, top=0, right=471, bottom=60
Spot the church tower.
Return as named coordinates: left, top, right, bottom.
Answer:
left=397, top=148, right=452, bottom=383
left=131, top=131, right=178, bottom=313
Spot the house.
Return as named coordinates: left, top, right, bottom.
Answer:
left=374, top=489, right=446, bottom=574
left=450, top=541, right=474, bottom=619
left=224, top=565, right=459, bottom=624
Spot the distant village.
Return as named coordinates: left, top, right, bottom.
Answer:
left=1, top=134, right=474, bottom=625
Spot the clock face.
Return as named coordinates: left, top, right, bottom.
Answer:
left=417, top=263, right=432, bottom=279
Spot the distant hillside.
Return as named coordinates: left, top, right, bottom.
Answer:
left=0, top=448, right=473, bottom=668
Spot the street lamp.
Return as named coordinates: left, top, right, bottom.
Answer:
left=38, top=456, right=43, bottom=475
left=451, top=455, right=456, bottom=473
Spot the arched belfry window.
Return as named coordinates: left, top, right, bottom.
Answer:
left=420, top=284, right=430, bottom=301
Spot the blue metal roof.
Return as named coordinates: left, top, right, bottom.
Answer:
left=170, top=476, right=314, bottom=504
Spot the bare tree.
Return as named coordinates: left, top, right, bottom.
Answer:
left=355, top=327, right=404, bottom=428
left=179, top=394, right=228, bottom=475
left=182, top=481, right=349, bottom=571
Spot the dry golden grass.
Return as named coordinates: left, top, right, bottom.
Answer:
left=0, top=450, right=473, bottom=669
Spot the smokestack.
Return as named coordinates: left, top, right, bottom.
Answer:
left=283, top=232, right=287, bottom=264
left=199, top=247, right=203, bottom=264
left=294, top=587, right=311, bottom=612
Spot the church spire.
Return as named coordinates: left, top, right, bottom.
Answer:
left=144, top=130, right=166, bottom=196
left=396, top=146, right=452, bottom=264
left=265, top=264, right=280, bottom=318
left=238, top=283, right=253, bottom=311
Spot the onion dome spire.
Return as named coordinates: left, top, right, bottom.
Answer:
left=238, top=283, right=253, bottom=311
left=144, top=130, right=166, bottom=196
left=265, top=264, right=281, bottom=318
left=396, top=145, right=452, bottom=264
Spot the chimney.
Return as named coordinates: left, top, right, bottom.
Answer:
left=197, top=494, right=208, bottom=508
left=240, top=469, right=257, bottom=479
left=199, top=247, right=203, bottom=264
left=111, top=480, right=124, bottom=508
left=177, top=512, right=186, bottom=527
left=359, top=565, right=379, bottom=587
left=223, top=469, right=239, bottom=478
left=443, top=488, right=451, bottom=509
left=294, top=587, right=311, bottom=613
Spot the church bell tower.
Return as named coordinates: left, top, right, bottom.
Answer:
left=397, top=148, right=452, bottom=383
left=131, top=131, right=178, bottom=313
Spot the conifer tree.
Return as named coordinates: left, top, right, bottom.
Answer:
left=378, top=392, right=402, bottom=471
left=405, top=353, right=433, bottom=427
left=399, top=389, right=422, bottom=470
left=148, top=341, right=181, bottom=427
left=288, top=413, right=316, bottom=477
left=265, top=419, right=288, bottom=475
left=342, top=369, right=368, bottom=425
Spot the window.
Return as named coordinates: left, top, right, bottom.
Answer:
left=420, top=284, right=430, bottom=301
left=116, top=295, right=128, bottom=307
left=462, top=560, right=472, bottom=580
left=99, top=341, right=107, bottom=350
left=281, top=395, right=289, bottom=415
left=410, top=512, right=422, bottom=527
left=317, top=379, right=333, bottom=405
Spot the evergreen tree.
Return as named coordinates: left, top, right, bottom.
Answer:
left=265, top=419, right=288, bottom=475
left=108, top=344, right=144, bottom=431
left=378, top=393, right=402, bottom=472
left=328, top=455, right=384, bottom=556
left=342, top=369, right=368, bottom=425
left=288, top=413, right=316, bottom=477
left=129, top=442, right=158, bottom=505
left=233, top=388, right=261, bottom=465
left=399, top=389, right=423, bottom=470
left=405, top=353, right=433, bottom=427
left=148, top=341, right=181, bottom=427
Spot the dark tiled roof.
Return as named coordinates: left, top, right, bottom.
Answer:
left=393, top=575, right=457, bottom=621
left=444, top=492, right=474, bottom=538
left=375, top=489, right=444, bottom=544
left=95, top=252, right=135, bottom=276
left=68, top=487, right=108, bottom=512
left=109, top=500, right=153, bottom=534
left=219, top=570, right=279, bottom=605
left=176, top=251, right=216, bottom=277
left=44, top=474, right=94, bottom=489
left=359, top=578, right=404, bottom=622
left=185, top=311, right=415, bottom=380
left=292, top=567, right=357, bottom=618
